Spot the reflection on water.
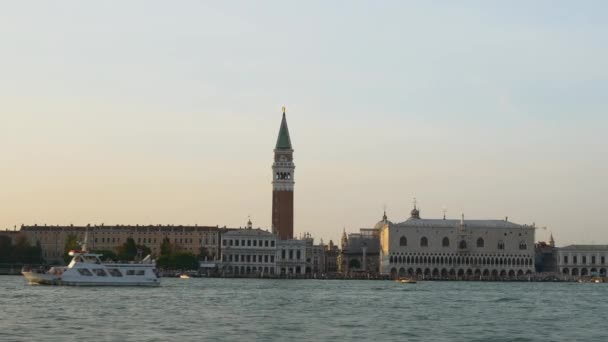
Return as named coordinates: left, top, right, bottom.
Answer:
left=1, top=276, right=607, bottom=342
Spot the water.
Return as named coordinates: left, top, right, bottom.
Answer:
left=1, top=276, right=607, bottom=342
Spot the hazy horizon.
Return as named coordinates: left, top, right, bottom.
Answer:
left=1, top=1, right=607, bottom=246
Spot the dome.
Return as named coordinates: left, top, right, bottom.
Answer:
left=410, top=206, right=420, bottom=219
left=373, top=211, right=391, bottom=229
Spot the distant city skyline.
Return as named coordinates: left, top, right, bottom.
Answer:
left=1, top=1, right=607, bottom=246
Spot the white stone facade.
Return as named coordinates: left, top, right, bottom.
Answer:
left=220, top=228, right=277, bottom=276
left=275, top=236, right=326, bottom=275
left=276, top=239, right=308, bottom=275
left=557, top=245, right=608, bottom=277
left=379, top=210, right=535, bottom=278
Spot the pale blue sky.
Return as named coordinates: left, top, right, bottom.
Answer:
left=1, top=1, right=607, bottom=245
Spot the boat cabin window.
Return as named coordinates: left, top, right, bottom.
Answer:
left=136, top=270, right=145, bottom=276
left=108, top=269, right=123, bottom=277
left=92, top=269, right=108, bottom=277
left=77, top=269, right=93, bottom=276
left=126, top=270, right=136, bottom=276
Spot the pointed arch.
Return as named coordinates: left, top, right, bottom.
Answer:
left=420, top=236, right=428, bottom=247
left=442, top=237, right=450, bottom=247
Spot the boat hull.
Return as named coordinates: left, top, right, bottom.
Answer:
left=22, top=271, right=160, bottom=286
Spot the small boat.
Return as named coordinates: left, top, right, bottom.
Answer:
left=22, top=230, right=160, bottom=286
left=396, top=278, right=417, bottom=284
left=22, top=250, right=160, bottom=286
left=179, top=274, right=191, bottom=279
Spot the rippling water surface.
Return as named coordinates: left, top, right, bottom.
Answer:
left=1, top=276, right=607, bottom=341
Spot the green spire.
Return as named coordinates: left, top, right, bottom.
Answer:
left=275, top=108, right=292, bottom=150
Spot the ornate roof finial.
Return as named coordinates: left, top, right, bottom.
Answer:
left=410, top=198, right=420, bottom=219
left=282, top=106, right=286, bottom=115
left=442, top=206, right=447, bottom=220
left=247, top=215, right=253, bottom=229
left=382, top=204, right=388, bottom=221
left=461, top=212, right=465, bottom=225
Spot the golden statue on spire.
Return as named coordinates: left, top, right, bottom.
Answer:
left=282, top=106, right=286, bottom=114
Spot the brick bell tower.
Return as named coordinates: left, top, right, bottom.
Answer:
left=272, top=107, right=295, bottom=240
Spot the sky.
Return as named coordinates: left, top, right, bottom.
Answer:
left=0, top=1, right=607, bottom=246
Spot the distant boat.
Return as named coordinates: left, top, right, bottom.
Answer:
left=179, top=274, right=191, bottom=279
left=396, top=278, right=417, bottom=284
left=22, top=250, right=160, bottom=286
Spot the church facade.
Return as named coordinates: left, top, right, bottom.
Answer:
left=379, top=206, right=535, bottom=278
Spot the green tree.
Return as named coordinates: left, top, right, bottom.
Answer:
left=160, top=238, right=172, bottom=256
left=173, top=252, right=199, bottom=270
left=0, top=236, right=12, bottom=262
left=136, top=244, right=151, bottom=258
left=63, top=234, right=80, bottom=263
left=117, top=237, right=138, bottom=261
left=155, top=238, right=198, bottom=270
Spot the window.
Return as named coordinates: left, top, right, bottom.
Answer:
left=223, top=240, right=227, bottom=246
left=564, top=255, right=569, bottom=264
left=297, top=250, right=301, bottom=260
left=135, top=270, right=145, bottom=276
left=420, top=237, right=428, bottom=247
left=442, top=237, right=449, bottom=247
left=459, top=240, right=467, bottom=249
left=573, top=256, right=578, bottom=264
left=592, top=256, right=596, bottom=264
left=399, top=236, right=407, bottom=246
left=270, top=256, right=275, bottom=263
left=265, top=240, right=269, bottom=247
left=247, top=240, right=251, bottom=247
left=77, top=269, right=93, bottom=276
left=108, top=269, right=123, bottom=277
left=582, top=256, right=587, bottom=264
left=282, top=250, right=286, bottom=259
left=476, top=238, right=484, bottom=248
left=264, top=255, right=269, bottom=263
left=271, top=241, right=275, bottom=247
left=235, top=240, right=239, bottom=246
left=253, top=240, right=257, bottom=247
left=498, top=241, right=505, bottom=250
left=602, top=256, right=606, bottom=264
left=289, top=250, right=294, bottom=260
left=241, top=240, right=245, bottom=246
left=519, top=241, right=527, bottom=250
left=92, top=269, right=107, bottom=277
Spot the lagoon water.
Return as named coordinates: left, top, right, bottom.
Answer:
left=1, top=276, right=607, bottom=342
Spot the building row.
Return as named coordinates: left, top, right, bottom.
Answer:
left=5, top=219, right=608, bottom=279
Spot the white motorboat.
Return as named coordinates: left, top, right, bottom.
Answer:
left=22, top=250, right=160, bottom=286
